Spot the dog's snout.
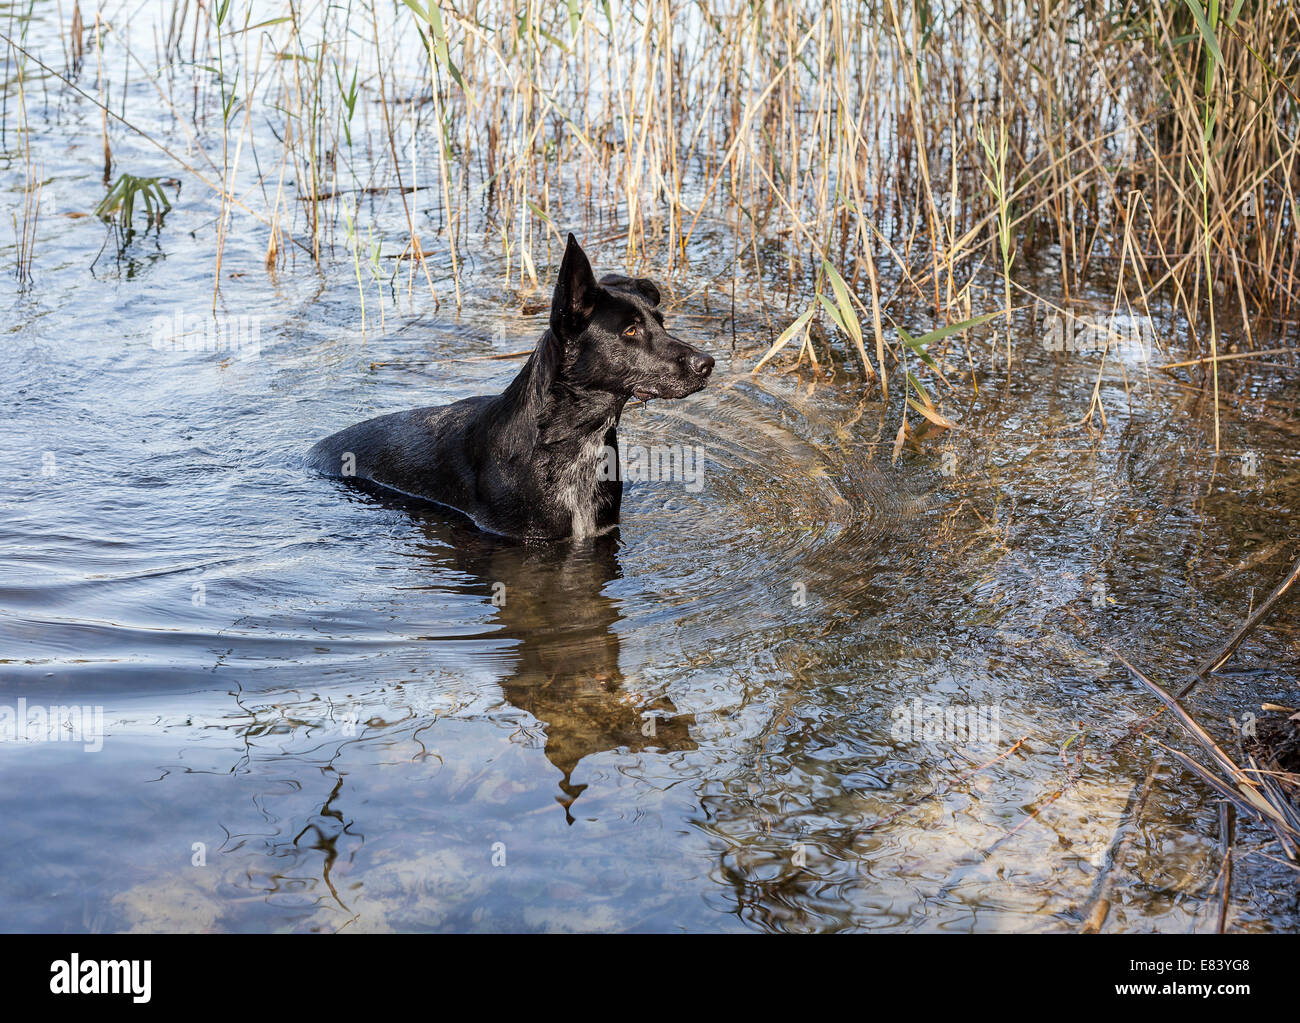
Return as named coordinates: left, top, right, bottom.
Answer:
left=688, top=352, right=715, bottom=377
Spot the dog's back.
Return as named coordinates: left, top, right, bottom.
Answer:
left=306, top=397, right=488, bottom=516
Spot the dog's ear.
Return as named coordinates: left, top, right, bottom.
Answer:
left=599, top=273, right=661, bottom=307
left=550, top=234, right=598, bottom=339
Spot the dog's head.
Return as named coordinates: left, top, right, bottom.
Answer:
left=548, top=234, right=714, bottom=401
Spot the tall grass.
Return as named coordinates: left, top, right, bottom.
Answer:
left=7, top=2, right=1300, bottom=390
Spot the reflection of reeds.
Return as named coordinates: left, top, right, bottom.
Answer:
left=13, top=3, right=1300, bottom=383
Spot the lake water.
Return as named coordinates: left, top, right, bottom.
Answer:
left=2, top=1, right=1298, bottom=932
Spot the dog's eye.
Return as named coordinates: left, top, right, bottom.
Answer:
left=622, top=324, right=638, bottom=338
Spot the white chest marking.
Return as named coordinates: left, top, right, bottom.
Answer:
left=557, top=421, right=613, bottom=539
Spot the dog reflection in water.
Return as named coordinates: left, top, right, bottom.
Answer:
left=401, top=506, right=696, bottom=822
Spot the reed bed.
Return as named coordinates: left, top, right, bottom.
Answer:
left=6, top=1, right=1300, bottom=385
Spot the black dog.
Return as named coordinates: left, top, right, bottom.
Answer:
left=306, top=235, right=714, bottom=539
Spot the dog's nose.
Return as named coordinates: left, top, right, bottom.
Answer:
left=689, top=353, right=715, bottom=377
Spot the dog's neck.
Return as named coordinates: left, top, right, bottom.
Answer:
left=535, top=356, right=626, bottom=539
left=538, top=380, right=625, bottom=448
left=499, top=329, right=627, bottom=453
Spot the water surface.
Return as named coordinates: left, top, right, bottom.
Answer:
left=2, top=1, right=1298, bottom=933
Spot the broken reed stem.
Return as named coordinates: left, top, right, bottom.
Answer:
left=1180, top=550, right=1300, bottom=698
left=1079, top=761, right=1159, bottom=934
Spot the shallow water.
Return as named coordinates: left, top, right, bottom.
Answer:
left=3, top=2, right=1299, bottom=933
